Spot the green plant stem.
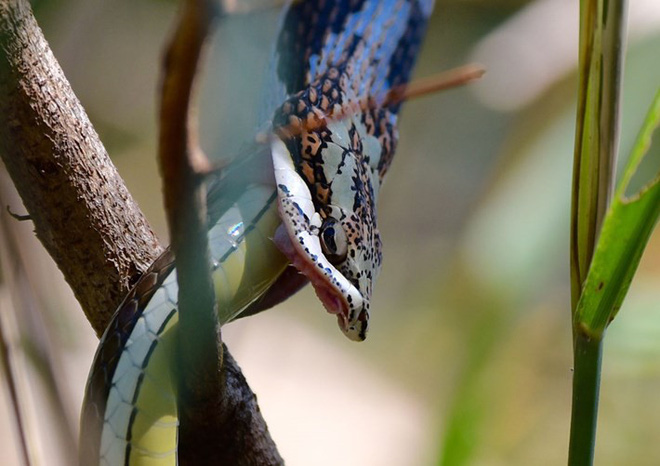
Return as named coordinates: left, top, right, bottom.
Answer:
left=570, top=0, right=627, bottom=313
left=568, top=332, right=603, bottom=466
left=569, top=1, right=627, bottom=463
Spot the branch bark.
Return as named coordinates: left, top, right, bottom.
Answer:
left=0, top=0, right=163, bottom=335
left=0, top=1, right=282, bottom=464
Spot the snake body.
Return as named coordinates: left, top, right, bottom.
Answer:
left=80, top=1, right=434, bottom=464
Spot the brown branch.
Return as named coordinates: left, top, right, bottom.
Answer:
left=158, top=0, right=219, bottom=380
left=0, top=0, right=282, bottom=464
left=159, top=0, right=276, bottom=465
left=0, top=0, right=163, bottom=335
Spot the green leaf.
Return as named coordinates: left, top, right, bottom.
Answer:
left=574, top=89, right=660, bottom=339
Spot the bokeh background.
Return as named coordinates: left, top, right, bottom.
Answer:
left=2, top=0, right=660, bottom=464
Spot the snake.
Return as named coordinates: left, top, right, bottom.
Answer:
left=79, top=0, right=434, bottom=464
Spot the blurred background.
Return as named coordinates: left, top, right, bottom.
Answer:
left=1, top=0, right=660, bottom=464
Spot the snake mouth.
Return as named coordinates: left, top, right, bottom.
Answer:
left=271, top=139, right=366, bottom=341
left=273, top=224, right=362, bottom=339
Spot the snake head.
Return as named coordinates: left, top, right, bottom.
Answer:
left=271, top=108, right=386, bottom=341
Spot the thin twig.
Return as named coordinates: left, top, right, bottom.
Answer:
left=383, top=63, right=486, bottom=106
left=158, top=1, right=283, bottom=464
left=158, top=0, right=224, bottom=463
left=5, top=205, right=30, bottom=221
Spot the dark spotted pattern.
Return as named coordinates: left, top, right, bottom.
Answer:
left=272, top=0, right=433, bottom=338
left=276, top=0, right=365, bottom=94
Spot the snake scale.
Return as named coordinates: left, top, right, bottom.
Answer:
left=79, top=1, right=434, bottom=464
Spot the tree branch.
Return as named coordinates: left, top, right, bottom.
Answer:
left=0, top=1, right=282, bottom=463
left=0, top=0, right=163, bottom=335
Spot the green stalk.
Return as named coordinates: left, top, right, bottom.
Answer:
left=570, top=0, right=626, bottom=313
left=569, top=88, right=660, bottom=465
left=568, top=0, right=627, bottom=464
left=568, top=332, right=603, bottom=466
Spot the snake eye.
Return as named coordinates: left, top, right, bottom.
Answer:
left=320, top=217, right=348, bottom=264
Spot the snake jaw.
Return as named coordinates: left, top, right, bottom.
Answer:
left=274, top=224, right=367, bottom=341
left=272, top=139, right=368, bottom=341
